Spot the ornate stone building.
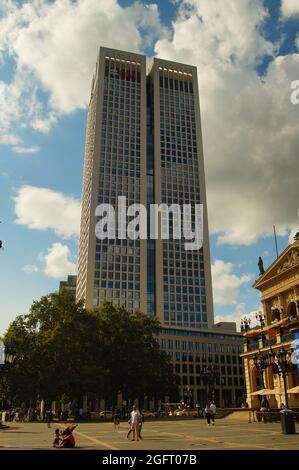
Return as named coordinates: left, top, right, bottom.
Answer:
left=241, top=234, right=299, bottom=408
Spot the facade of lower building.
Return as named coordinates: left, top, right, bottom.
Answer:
left=159, top=324, right=245, bottom=407
left=241, top=235, right=299, bottom=408
left=59, top=275, right=77, bottom=297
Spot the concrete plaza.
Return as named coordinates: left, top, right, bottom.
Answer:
left=0, top=415, right=299, bottom=450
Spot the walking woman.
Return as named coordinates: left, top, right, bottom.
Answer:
left=204, top=403, right=211, bottom=426
left=45, top=409, right=53, bottom=428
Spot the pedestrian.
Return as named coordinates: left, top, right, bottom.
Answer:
left=113, top=409, right=120, bottom=431
left=195, top=401, right=201, bottom=417
left=45, top=409, right=53, bottom=428
left=59, top=424, right=77, bottom=448
left=127, top=420, right=133, bottom=440
left=129, top=405, right=141, bottom=441
left=210, top=401, right=216, bottom=425
left=204, top=403, right=211, bottom=426
left=138, top=411, right=144, bottom=440
left=53, top=428, right=61, bottom=448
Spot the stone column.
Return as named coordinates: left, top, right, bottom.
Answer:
left=40, top=400, right=45, bottom=420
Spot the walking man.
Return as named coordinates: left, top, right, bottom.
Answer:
left=45, top=408, right=53, bottom=428
left=210, top=401, right=216, bottom=425
left=129, top=405, right=141, bottom=441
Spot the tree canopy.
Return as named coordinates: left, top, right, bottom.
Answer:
left=1, top=290, right=178, bottom=407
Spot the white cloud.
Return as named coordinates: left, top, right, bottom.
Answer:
left=155, top=0, right=299, bottom=246
left=12, top=145, right=40, bottom=154
left=281, top=0, right=299, bottom=17
left=43, top=243, right=76, bottom=278
left=215, top=304, right=261, bottom=331
left=14, top=185, right=80, bottom=238
left=288, top=223, right=299, bottom=244
left=211, top=259, right=253, bottom=306
left=0, top=0, right=166, bottom=145
left=0, top=132, right=20, bottom=145
left=22, top=264, right=39, bottom=274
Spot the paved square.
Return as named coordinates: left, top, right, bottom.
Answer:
left=1, top=417, right=299, bottom=450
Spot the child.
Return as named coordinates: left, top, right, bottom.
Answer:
left=53, top=428, right=61, bottom=448
left=138, top=412, right=144, bottom=440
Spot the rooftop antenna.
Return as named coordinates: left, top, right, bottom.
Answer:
left=273, top=225, right=279, bottom=259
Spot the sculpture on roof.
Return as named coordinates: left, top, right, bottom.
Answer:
left=258, top=256, right=265, bottom=275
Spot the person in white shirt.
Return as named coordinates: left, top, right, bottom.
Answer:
left=210, top=402, right=216, bottom=425
left=129, top=405, right=141, bottom=441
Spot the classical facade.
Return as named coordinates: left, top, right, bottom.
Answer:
left=241, top=235, right=299, bottom=408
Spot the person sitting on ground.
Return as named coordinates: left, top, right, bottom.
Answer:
left=53, top=428, right=61, bottom=448
left=59, top=424, right=78, bottom=448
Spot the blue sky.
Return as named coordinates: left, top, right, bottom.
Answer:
left=0, top=0, right=299, bottom=334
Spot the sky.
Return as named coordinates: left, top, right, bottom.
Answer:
left=0, top=0, right=299, bottom=335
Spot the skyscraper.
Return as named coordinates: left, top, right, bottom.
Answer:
left=77, top=47, right=213, bottom=329
left=77, top=47, right=245, bottom=407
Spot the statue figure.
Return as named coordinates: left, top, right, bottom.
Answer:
left=258, top=257, right=265, bottom=275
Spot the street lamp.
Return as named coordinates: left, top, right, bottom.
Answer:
left=0, top=343, right=15, bottom=426
left=183, top=387, right=192, bottom=408
left=201, top=365, right=219, bottom=403
left=268, top=347, right=293, bottom=409
left=253, top=351, right=269, bottom=389
left=241, top=316, right=251, bottom=332
left=255, top=311, right=266, bottom=327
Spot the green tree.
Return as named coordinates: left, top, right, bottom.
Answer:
left=2, top=294, right=179, bottom=408
left=92, top=302, right=179, bottom=404
left=3, top=290, right=105, bottom=405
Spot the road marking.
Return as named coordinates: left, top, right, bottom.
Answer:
left=153, top=430, right=276, bottom=450
left=58, top=425, right=120, bottom=450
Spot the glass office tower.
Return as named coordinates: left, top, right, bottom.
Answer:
left=77, top=47, right=213, bottom=329
left=76, top=48, right=246, bottom=406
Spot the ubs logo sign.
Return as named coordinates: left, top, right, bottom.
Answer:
left=109, top=69, right=136, bottom=80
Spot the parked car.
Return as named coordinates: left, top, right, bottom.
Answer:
left=172, top=408, right=183, bottom=416
left=175, top=409, right=198, bottom=417
left=99, top=411, right=113, bottom=420
left=141, top=410, right=155, bottom=418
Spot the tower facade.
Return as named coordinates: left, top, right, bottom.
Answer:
left=76, top=48, right=247, bottom=407
left=77, top=47, right=213, bottom=328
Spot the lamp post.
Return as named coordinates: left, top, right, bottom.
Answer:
left=183, top=387, right=192, bottom=408
left=0, top=343, right=15, bottom=426
left=253, top=351, right=269, bottom=389
left=241, top=316, right=251, bottom=333
left=202, top=365, right=219, bottom=403
left=255, top=311, right=266, bottom=328
left=268, top=347, right=293, bottom=409
left=220, top=376, right=225, bottom=408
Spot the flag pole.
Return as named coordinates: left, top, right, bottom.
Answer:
left=273, top=225, right=279, bottom=259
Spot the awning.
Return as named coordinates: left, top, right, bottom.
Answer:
left=250, top=389, right=282, bottom=396
left=287, top=385, right=299, bottom=394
